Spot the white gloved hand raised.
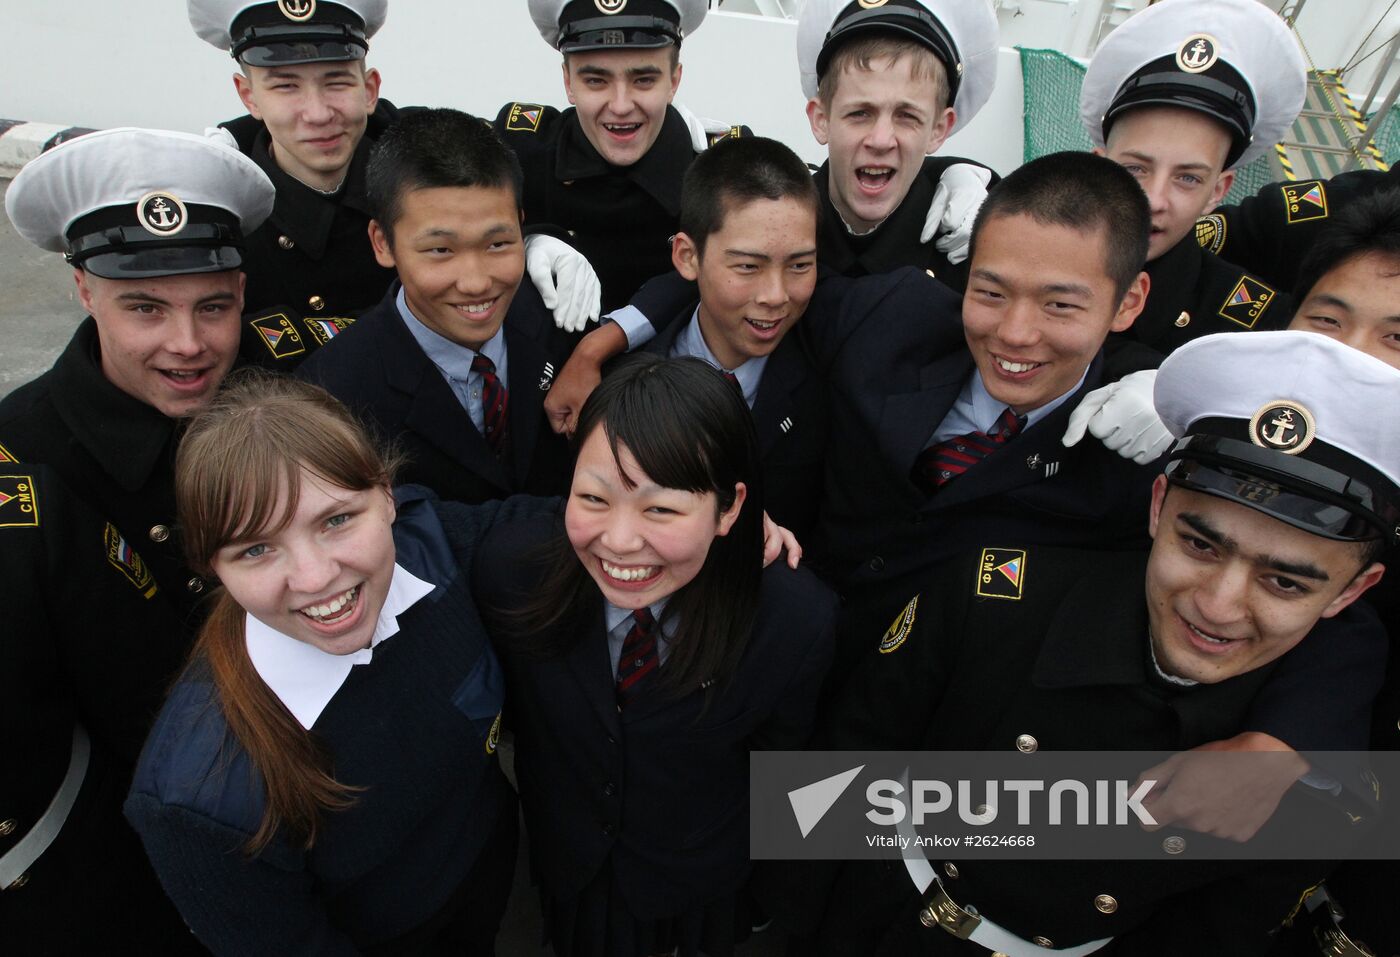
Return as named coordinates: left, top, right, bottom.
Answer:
left=920, top=163, right=993, bottom=265
left=524, top=234, right=602, bottom=334
left=1061, top=369, right=1174, bottom=464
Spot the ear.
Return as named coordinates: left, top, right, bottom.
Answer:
left=1110, top=270, right=1150, bottom=333
left=672, top=231, right=701, bottom=280
left=806, top=98, right=830, bottom=147
left=925, top=106, right=956, bottom=155
left=1090, top=146, right=1106, bottom=158
left=715, top=481, right=748, bottom=537
left=74, top=268, right=95, bottom=314
left=236, top=271, right=248, bottom=312
left=362, top=66, right=382, bottom=113
left=562, top=60, right=577, bottom=105
left=1147, top=474, right=1170, bottom=539
left=368, top=219, right=396, bottom=269
left=1320, top=562, right=1386, bottom=619
left=669, top=62, right=682, bottom=101
left=233, top=71, right=261, bottom=120
left=1204, top=168, right=1235, bottom=215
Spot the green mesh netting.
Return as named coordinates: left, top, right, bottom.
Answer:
left=1221, top=154, right=1273, bottom=205
left=1367, top=105, right=1400, bottom=164
left=1017, top=47, right=1093, bottom=160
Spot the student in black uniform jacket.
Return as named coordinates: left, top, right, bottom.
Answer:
left=1080, top=0, right=1307, bottom=364
left=298, top=108, right=592, bottom=504
left=476, top=356, right=835, bottom=957
left=126, top=373, right=535, bottom=955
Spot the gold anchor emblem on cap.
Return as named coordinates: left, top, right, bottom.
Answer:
left=1175, top=34, right=1220, bottom=74
left=594, top=0, right=627, bottom=13
left=278, top=0, right=316, bottom=22
left=136, top=191, right=188, bottom=237
left=1248, top=401, right=1316, bottom=455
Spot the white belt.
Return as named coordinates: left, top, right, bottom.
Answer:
left=896, top=781, right=1111, bottom=957
left=0, top=725, right=91, bottom=888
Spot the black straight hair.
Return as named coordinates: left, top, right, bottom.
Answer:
left=505, top=354, right=765, bottom=701
left=678, top=136, right=821, bottom=256
left=970, top=150, right=1151, bottom=299
left=1293, top=187, right=1400, bottom=302
left=365, top=107, right=524, bottom=240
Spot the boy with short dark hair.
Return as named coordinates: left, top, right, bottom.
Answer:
left=297, top=108, right=592, bottom=504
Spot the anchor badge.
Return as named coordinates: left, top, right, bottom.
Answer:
left=1175, top=34, right=1219, bottom=74
left=278, top=0, right=316, bottom=22
left=1249, top=401, right=1315, bottom=455
left=594, top=0, right=626, bottom=14
left=136, top=191, right=188, bottom=236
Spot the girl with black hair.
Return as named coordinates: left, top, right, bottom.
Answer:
left=476, top=355, right=837, bottom=957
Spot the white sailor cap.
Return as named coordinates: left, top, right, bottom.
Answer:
left=1156, top=331, right=1400, bottom=546
left=530, top=0, right=705, bottom=53
left=4, top=128, right=275, bottom=281
left=1080, top=0, right=1305, bottom=170
left=796, top=0, right=999, bottom=124
left=189, top=0, right=387, bottom=64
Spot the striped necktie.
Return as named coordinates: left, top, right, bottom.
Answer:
left=615, top=608, right=658, bottom=708
left=913, top=407, right=1024, bottom=493
left=471, top=353, right=509, bottom=454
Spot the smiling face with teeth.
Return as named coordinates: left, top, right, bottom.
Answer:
left=1145, top=477, right=1384, bottom=684
left=962, top=212, right=1147, bottom=416
left=212, top=470, right=398, bottom=656
left=565, top=425, right=746, bottom=611
left=672, top=195, right=819, bottom=372
left=369, top=183, right=525, bottom=351
left=562, top=47, right=682, bottom=168
left=77, top=269, right=245, bottom=418
left=806, top=54, right=954, bottom=233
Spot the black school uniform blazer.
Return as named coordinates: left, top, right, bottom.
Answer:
left=297, top=282, right=589, bottom=504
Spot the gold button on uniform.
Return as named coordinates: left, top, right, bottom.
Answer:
left=278, top=235, right=295, bottom=250
left=187, top=576, right=206, bottom=594
left=1162, top=835, right=1186, bottom=854
left=1015, top=734, right=1038, bottom=753
left=925, top=268, right=937, bottom=279
left=7, top=873, right=28, bottom=890
left=943, top=862, right=959, bottom=879
left=1174, top=311, right=1190, bottom=328
left=149, top=524, right=170, bottom=543
left=1033, top=936, right=1054, bottom=948
left=0, top=819, right=16, bottom=836
left=1094, top=894, right=1118, bottom=914
left=308, top=295, right=326, bottom=311
left=918, top=904, right=939, bottom=928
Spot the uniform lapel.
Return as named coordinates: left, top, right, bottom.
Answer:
left=565, top=603, right=626, bottom=732
left=502, top=297, right=549, bottom=486
left=875, top=350, right=975, bottom=491
left=751, top=337, right=807, bottom=458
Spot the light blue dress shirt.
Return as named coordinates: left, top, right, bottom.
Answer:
left=396, top=286, right=510, bottom=433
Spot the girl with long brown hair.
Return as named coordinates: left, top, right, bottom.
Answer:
left=124, top=371, right=542, bottom=955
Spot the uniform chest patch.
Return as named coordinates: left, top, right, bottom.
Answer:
left=0, top=440, right=16, bottom=464
left=104, top=522, right=159, bottom=598
left=1218, top=276, right=1276, bottom=329
left=1194, top=214, right=1226, bottom=254
left=976, top=548, right=1025, bottom=600
left=879, top=595, right=918, bottom=654
left=251, top=313, right=307, bottom=360
left=505, top=104, right=544, bottom=133
left=302, top=315, right=354, bottom=347
left=1282, top=181, right=1328, bottom=224
left=0, top=474, right=40, bottom=528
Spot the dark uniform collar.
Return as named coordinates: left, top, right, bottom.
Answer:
left=814, top=159, right=936, bottom=276
left=48, top=318, right=178, bottom=492
left=249, top=113, right=378, bottom=258
left=554, top=105, right=694, bottom=216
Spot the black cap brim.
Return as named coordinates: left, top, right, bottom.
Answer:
left=238, top=40, right=367, bottom=65
left=81, top=245, right=245, bottom=281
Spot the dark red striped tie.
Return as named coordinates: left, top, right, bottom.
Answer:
left=472, top=354, right=509, bottom=454
left=616, top=608, right=658, bottom=708
left=913, top=408, right=1024, bottom=493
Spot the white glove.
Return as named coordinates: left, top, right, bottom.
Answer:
left=921, top=163, right=993, bottom=265
left=1061, top=369, right=1174, bottom=465
left=672, top=101, right=732, bottom=152
left=524, top=234, right=601, bottom=334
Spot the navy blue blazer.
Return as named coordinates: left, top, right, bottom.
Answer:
left=475, top=513, right=836, bottom=922
left=297, top=282, right=590, bottom=504
left=643, top=306, right=830, bottom=539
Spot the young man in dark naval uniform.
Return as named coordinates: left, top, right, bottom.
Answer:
left=796, top=0, right=1000, bottom=289
left=297, top=108, right=592, bottom=504
left=190, top=0, right=601, bottom=367
left=803, top=330, right=1395, bottom=957
left=1080, top=0, right=1307, bottom=364
left=0, top=127, right=276, bottom=952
